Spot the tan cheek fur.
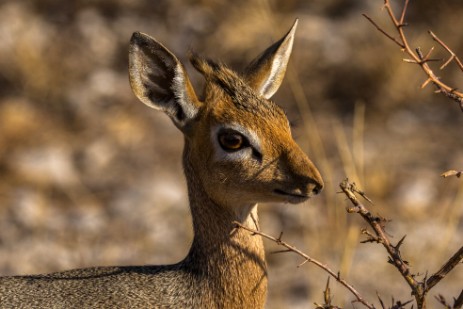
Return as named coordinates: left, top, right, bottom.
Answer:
left=188, top=97, right=316, bottom=209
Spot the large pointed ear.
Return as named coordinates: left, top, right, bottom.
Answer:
left=129, top=32, right=201, bottom=130
left=244, top=19, right=298, bottom=99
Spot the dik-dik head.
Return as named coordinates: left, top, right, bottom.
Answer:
left=129, top=20, right=323, bottom=210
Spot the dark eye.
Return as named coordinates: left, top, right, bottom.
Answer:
left=218, top=131, right=247, bottom=151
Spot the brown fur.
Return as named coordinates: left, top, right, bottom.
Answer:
left=0, top=20, right=323, bottom=308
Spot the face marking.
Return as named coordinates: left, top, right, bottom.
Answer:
left=211, top=123, right=262, bottom=162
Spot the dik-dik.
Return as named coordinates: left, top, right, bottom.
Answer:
left=0, top=19, right=323, bottom=308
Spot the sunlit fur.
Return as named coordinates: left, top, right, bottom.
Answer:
left=0, top=20, right=323, bottom=309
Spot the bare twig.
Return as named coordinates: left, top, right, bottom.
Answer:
left=364, top=0, right=463, bottom=111
left=362, top=13, right=403, bottom=48
left=435, top=294, right=452, bottom=308
left=435, top=291, right=463, bottom=309
left=429, top=31, right=463, bottom=72
left=323, top=277, right=333, bottom=306
left=233, top=221, right=376, bottom=309
left=340, top=178, right=463, bottom=309
left=441, top=170, right=463, bottom=178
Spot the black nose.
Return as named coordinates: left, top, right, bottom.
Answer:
left=312, top=182, right=323, bottom=195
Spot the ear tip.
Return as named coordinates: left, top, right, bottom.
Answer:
left=290, top=19, right=299, bottom=34
left=130, top=32, right=155, bottom=47
left=131, top=32, right=142, bottom=43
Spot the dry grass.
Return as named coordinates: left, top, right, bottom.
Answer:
left=0, top=0, right=462, bottom=307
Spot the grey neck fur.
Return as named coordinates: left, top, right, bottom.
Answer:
left=0, top=139, right=268, bottom=309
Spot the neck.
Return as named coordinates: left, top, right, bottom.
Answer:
left=181, top=143, right=267, bottom=308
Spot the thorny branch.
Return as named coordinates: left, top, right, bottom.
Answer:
left=340, top=178, right=463, bottom=309
left=233, top=221, right=376, bottom=309
left=235, top=176, right=461, bottom=309
left=364, top=0, right=463, bottom=111
left=339, top=179, right=423, bottom=305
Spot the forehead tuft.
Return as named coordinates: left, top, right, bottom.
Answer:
left=190, top=53, right=287, bottom=121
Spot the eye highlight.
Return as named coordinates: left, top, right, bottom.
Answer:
left=218, top=130, right=248, bottom=151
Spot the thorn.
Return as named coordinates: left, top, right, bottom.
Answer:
left=362, top=12, right=405, bottom=48
left=424, top=46, right=435, bottom=60
left=297, top=258, right=309, bottom=268
left=423, top=58, right=444, bottom=63
left=395, top=235, right=407, bottom=250
left=416, top=47, right=424, bottom=60
left=399, top=0, right=410, bottom=26
left=440, top=56, right=454, bottom=69
left=377, top=291, right=386, bottom=309
left=403, top=58, right=417, bottom=64
left=440, top=54, right=455, bottom=70
left=271, top=249, right=292, bottom=255
left=421, top=78, right=433, bottom=89
left=423, top=271, right=429, bottom=284
left=350, top=183, right=374, bottom=204
left=324, top=277, right=332, bottom=305
left=277, top=231, right=283, bottom=242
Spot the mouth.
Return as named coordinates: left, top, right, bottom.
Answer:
left=273, top=189, right=310, bottom=204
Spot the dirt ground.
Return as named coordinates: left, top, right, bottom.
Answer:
left=0, top=0, right=462, bottom=307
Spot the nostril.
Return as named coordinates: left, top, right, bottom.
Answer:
left=312, top=183, right=323, bottom=195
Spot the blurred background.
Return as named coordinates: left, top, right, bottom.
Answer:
left=0, top=0, right=462, bottom=307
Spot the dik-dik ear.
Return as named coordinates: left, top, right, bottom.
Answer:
left=244, top=19, right=298, bottom=99
left=129, top=32, right=201, bottom=131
